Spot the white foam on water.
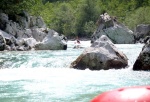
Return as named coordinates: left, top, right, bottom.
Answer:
left=0, top=42, right=146, bottom=102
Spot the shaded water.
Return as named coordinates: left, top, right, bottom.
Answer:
left=0, top=41, right=149, bottom=102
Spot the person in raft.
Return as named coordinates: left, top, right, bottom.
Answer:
left=74, top=37, right=81, bottom=48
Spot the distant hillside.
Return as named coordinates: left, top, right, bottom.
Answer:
left=0, top=0, right=150, bottom=38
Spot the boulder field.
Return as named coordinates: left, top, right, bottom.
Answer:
left=0, top=11, right=67, bottom=51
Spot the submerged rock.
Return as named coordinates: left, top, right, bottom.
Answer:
left=91, top=13, right=135, bottom=44
left=70, top=35, right=128, bottom=70
left=133, top=40, right=150, bottom=70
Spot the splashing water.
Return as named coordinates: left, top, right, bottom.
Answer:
left=0, top=41, right=148, bottom=102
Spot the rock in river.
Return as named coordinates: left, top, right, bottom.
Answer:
left=70, top=35, right=128, bottom=70
left=91, top=13, right=135, bottom=44
left=133, top=39, right=150, bottom=70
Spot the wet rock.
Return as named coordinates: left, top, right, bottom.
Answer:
left=71, top=35, right=128, bottom=70
left=133, top=40, right=150, bottom=70
left=35, top=29, right=67, bottom=50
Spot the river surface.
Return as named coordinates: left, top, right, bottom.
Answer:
left=0, top=41, right=149, bottom=102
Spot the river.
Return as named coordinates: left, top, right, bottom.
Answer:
left=0, top=41, right=149, bottom=102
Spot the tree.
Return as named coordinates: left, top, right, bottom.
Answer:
left=84, top=21, right=96, bottom=37
left=125, top=7, right=150, bottom=29
left=29, top=0, right=45, bottom=16
left=0, top=0, right=36, bottom=14
left=49, top=3, right=76, bottom=37
left=75, top=0, right=98, bottom=37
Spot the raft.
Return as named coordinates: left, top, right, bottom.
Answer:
left=91, top=86, right=150, bottom=102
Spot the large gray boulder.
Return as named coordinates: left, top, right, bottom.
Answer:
left=70, top=35, right=128, bottom=70
left=31, top=28, right=47, bottom=42
left=133, top=39, right=150, bottom=70
left=35, top=29, right=67, bottom=50
left=16, top=38, right=37, bottom=50
left=134, top=24, right=150, bottom=43
left=91, top=13, right=135, bottom=44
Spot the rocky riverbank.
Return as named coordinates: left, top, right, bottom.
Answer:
left=0, top=11, right=67, bottom=51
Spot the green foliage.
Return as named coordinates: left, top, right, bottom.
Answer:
left=0, top=0, right=36, bottom=14
left=125, top=6, right=150, bottom=29
left=29, top=0, right=45, bottom=16
left=1, top=0, right=150, bottom=38
left=74, top=0, right=98, bottom=37
left=84, top=21, right=96, bottom=37
left=49, top=3, right=76, bottom=36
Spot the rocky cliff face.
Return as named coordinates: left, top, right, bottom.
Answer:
left=91, top=13, right=135, bottom=44
left=0, top=11, right=67, bottom=51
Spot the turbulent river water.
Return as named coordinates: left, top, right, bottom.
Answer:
left=0, top=41, right=149, bottom=102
